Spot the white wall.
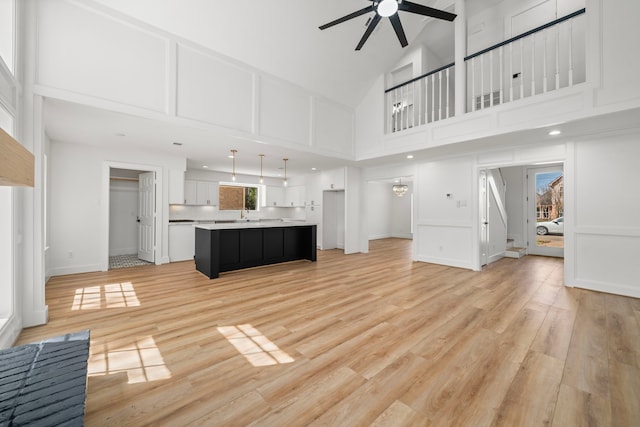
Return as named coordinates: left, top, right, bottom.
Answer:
left=414, top=157, right=474, bottom=269
left=34, top=0, right=355, bottom=161
left=367, top=182, right=393, bottom=240
left=109, top=179, right=138, bottom=256
left=569, top=130, right=640, bottom=297
left=48, top=140, right=185, bottom=276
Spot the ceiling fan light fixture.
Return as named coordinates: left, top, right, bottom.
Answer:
left=377, top=0, right=398, bottom=17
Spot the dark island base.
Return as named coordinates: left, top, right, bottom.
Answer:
left=195, top=225, right=317, bottom=279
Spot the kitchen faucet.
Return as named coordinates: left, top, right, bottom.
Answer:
left=240, top=210, right=247, bottom=219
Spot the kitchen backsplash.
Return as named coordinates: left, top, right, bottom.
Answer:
left=169, top=205, right=306, bottom=221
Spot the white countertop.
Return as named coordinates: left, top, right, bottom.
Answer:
left=195, top=221, right=314, bottom=230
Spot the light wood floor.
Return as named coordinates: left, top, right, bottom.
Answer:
left=17, top=239, right=640, bottom=426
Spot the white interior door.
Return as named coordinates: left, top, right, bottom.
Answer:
left=527, top=166, right=564, bottom=257
left=479, top=170, right=489, bottom=266
left=138, top=171, right=156, bottom=262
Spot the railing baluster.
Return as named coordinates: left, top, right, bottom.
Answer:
left=431, top=74, right=435, bottom=122
left=411, top=81, right=416, bottom=128
left=568, top=20, right=574, bottom=86
left=555, top=24, right=560, bottom=89
left=438, top=71, right=442, bottom=120
left=446, top=67, right=450, bottom=118
left=471, top=58, right=476, bottom=112
left=499, top=46, right=504, bottom=105
left=543, top=29, right=548, bottom=92
left=509, top=43, right=514, bottom=102
left=480, top=55, right=485, bottom=109
left=489, top=50, right=494, bottom=107
left=519, top=38, right=524, bottom=99
left=531, top=35, right=536, bottom=95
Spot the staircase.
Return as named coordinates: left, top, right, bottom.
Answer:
left=505, top=238, right=526, bottom=258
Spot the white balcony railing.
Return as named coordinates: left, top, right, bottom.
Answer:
left=385, top=8, right=586, bottom=134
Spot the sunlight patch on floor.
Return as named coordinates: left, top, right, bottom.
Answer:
left=72, top=282, right=140, bottom=310
left=218, top=324, right=294, bottom=367
left=89, top=336, right=171, bottom=384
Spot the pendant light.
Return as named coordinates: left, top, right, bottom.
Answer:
left=392, top=178, right=408, bottom=196
left=259, top=154, right=265, bottom=184
left=283, top=158, right=288, bottom=187
left=230, top=149, right=237, bottom=181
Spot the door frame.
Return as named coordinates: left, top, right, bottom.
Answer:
left=101, top=161, right=163, bottom=271
left=471, top=151, right=572, bottom=274
left=527, top=165, right=565, bottom=257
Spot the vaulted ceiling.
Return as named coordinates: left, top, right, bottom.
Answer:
left=92, top=0, right=464, bottom=108
left=44, top=0, right=505, bottom=176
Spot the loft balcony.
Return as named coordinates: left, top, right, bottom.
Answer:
left=383, top=9, right=586, bottom=136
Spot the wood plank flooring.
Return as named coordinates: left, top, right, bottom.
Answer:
left=16, top=238, right=640, bottom=426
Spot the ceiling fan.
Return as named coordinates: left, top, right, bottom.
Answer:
left=319, top=0, right=457, bottom=51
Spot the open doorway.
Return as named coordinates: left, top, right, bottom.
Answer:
left=322, top=190, right=345, bottom=251
left=365, top=177, right=414, bottom=242
left=108, top=168, right=155, bottom=269
left=527, top=165, right=564, bottom=257
left=478, top=163, right=564, bottom=268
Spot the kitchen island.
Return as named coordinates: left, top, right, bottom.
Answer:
left=194, top=222, right=317, bottom=279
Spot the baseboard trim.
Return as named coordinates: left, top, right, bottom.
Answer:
left=0, top=314, right=22, bottom=349
left=571, top=278, right=640, bottom=298
left=50, top=264, right=102, bottom=277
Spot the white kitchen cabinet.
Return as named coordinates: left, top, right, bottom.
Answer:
left=284, top=185, right=306, bottom=207
left=196, top=181, right=218, bottom=206
left=184, top=180, right=197, bottom=204
left=169, top=169, right=185, bottom=204
left=169, top=224, right=195, bottom=261
left=322, top=167, right=345, bottom=190
left=184, top=180, right=218, bottom=205
left=264, top=185, right=285, bottom=207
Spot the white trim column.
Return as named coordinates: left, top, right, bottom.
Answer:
left=454, top=0, right=467, bottom=116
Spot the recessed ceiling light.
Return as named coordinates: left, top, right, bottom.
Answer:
left=202, top=165, right=208, bottom=169
left=548, top=130, right=561, bottom=136
left=407, top=154, right=414, bottom=159
left=311, top=167, right=317, bottom=171
left=227, top=155, right=234, bottom=159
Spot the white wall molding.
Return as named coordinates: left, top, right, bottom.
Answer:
left=0, top=314, right=21, bottom=349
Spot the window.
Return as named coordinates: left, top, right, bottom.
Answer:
left=219, top=185, right=258, bottom=211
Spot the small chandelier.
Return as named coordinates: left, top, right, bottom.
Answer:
left=230, top=149, right=237, bottom=181
left=258, top=154, right=264, bottom=184
left=392, top=178, right=408, bottom=196
left=283, top=158, right=288, bottom=186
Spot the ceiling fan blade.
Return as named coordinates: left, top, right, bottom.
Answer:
left=389, top=14, right=408, bottom=47
left=399, top=1, right=457, bottom=21
left=356, top=14, right=381, bottom=50
left=319, top=5, right=375, bottom=30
